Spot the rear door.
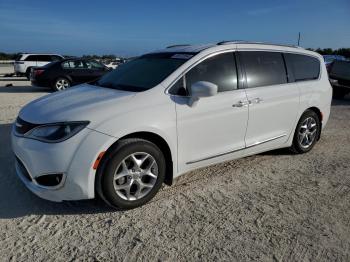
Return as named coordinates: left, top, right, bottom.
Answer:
left=239, top=51, right=300, bottom=153
left=84, top=60, right=108, bottom=81
left=36, top=55, right=52, bottom=67
left=62, top=60, right=90, bottom=84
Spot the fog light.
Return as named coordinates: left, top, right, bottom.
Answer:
left=35, top=174, right=63, bottom=187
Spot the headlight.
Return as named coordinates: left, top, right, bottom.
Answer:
left=25, top=121, right=89, bottom=143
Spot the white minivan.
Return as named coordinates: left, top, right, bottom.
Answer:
left=12, top=42, right=332, bottom=209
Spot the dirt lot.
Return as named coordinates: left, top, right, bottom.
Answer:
left=0, top=75, right=350, bottom=261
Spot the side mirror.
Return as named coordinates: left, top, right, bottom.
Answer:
left=188, top=81, right=218, bottom=106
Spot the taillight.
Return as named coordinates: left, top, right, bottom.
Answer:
left=34, top=69, right=45, bottom=76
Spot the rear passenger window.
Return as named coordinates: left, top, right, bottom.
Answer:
left=35, top=55, right=50, bottom=62
left=62, top=60, right=85, bottom=69
left=51, top=55, right=62, bottom=61
left=240, top=51, right=287, bottom=88
left=25, top=55, right=37, bottom=61
left=285, top=53, right=320, bottom=81
left=185, top=52, right=238, bottom=92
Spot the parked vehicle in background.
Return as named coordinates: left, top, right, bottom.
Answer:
left=14, top=53, right=64, bottom=78
left=104, top=58, right=125, bottom=69
left=323, top=55, right=347, bottom=71
left=12, top=41, right=332, bottom=209
left=31, top=58, right=110, bottom=91
left=328, top=60, right=350, bottom=98
left=105, top=61, right=120, bottom=69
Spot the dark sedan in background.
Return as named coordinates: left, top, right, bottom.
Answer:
left=30, top=58, right=111, bottom=91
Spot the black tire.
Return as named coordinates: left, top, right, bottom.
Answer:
left=290, top=110, right=321, bottom=154
left=98, top=138, right=166, bottom=210
left=25, top=68, right=32, bottom=80
left=53, top=77, right=70, bottom=91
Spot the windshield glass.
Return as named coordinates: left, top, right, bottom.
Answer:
left=94, top=52, right=195, bottom=92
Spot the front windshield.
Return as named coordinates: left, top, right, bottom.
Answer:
left=95, top=52, right=196, bottom=92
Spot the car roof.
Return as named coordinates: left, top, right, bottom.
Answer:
left=21, top=53, right=63, bottom=56
left=151, top=41, right=306, bottom=54
left=60, top=57, right=94, bottom=62
left=148, top=41, right=322, bottom=60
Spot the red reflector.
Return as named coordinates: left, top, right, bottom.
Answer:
left=93, top=151, right=106, bottom=170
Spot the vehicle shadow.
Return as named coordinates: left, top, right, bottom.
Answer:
left=0, top=86, right=50, bottom=93
left=0, top=123, right=115, bottom=219
left=0, top=77, right=28, bottom=81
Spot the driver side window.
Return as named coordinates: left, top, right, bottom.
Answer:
left=169, top=52, right=238, bottom=96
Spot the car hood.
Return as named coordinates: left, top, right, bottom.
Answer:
left=19, top=84, right=136, bottom=127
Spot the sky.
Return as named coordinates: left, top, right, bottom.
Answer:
left=0, top=0, right=349, bottom=56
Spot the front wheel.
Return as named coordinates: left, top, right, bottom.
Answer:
left=53, top=77, right=70, bottom=91
left=290, top=110, right=321, bottom=154
left=98, top=138, right=166, bottom=210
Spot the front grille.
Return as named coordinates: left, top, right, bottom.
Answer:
left=15, top=156, right=32, bottom=182
left=15, top=117, right=39, bottom=135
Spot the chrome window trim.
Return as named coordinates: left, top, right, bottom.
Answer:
left=237, top=49, right=322, bottom=87
left=164, top=48, right=237, bottom=95
left=165, top=48, right=322, bottom=96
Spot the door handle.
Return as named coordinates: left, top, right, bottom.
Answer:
left=232, top=100, right=250, bottom=107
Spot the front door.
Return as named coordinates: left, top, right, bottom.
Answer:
left=173, top=52, right=249, bottom=173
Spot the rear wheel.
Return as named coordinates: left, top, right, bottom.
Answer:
left=98, top=138, right=166, bottom=210
left=53, top=77, right=70, bottom=91
left=25, top=67, right=32, bottom=80
left=290, top=110, right=321, bottom=154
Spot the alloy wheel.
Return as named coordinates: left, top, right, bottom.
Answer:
left=298, top=117, right=317, bottom=149
left=113, top=152, right=158, bottom=201
left=56, top=79, right=69, bottom=91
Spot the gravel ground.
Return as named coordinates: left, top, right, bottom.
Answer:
left=0, top=76, right=350, bottom=261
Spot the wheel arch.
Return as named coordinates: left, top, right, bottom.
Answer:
left=97, top=131, right=174, bottom=187
left=306, top=106, right=322, bottom=140
left=56, top=75, right=73, bottom=83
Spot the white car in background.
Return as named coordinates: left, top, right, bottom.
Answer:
left=14, top=53, right=64, bottom=78
left=12, top=41, right=332, bottom=209
left=104, top=61, right=120, bottom=69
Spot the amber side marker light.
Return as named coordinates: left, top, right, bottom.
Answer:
left=93, top=151, right=106, bottom=170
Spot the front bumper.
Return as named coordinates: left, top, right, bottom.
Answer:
left=11, top=125, right=117, bottom=202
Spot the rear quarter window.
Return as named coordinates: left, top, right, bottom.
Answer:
left=285, top=53, right=320, bottom=82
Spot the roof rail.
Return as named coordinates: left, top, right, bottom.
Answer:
left=217, top=40, right=246, bottom=45
left=217, top=40, right=303, bottom=49
left=166, top=44, right=191, bottom=49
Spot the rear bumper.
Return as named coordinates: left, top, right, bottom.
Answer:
left=31, top=79, right=52, bottom=88
left=14, top=63, right=25, bottom=74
